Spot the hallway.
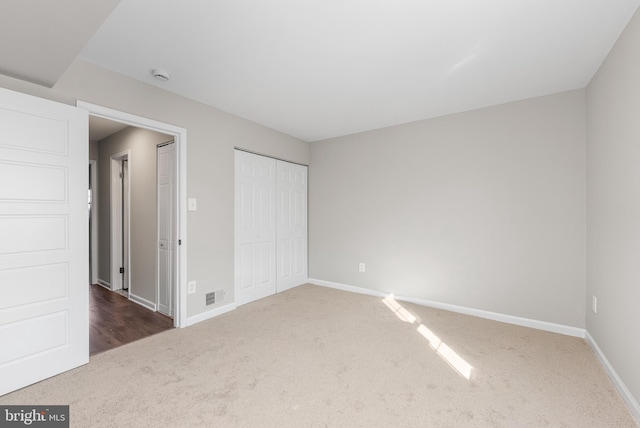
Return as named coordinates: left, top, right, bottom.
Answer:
left=90, top=284, right=174, bottom=355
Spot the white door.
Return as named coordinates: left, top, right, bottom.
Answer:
left=157, top=142, right=175, bottom=317
left=122, top=159, right=129, bottom=291
left=170, top=144, right=177, bottom=318
left=110, top=152, right=130, bottom=292
left=0, top=88, right=89, bottom=395
left=89, top=160, right=98, bottom=285
left=235, top=151, right=277, bottom=305
left=276, top=161, right=308, bottom=292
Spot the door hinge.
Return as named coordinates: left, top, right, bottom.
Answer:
left=119, top=172, right=124, bottom=179
left=178, top=239, right=182, bottom=245
left=119, top=267, right=125, bottom=274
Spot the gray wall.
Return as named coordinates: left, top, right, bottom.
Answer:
left=89, top=140, right=99, bottom=161
left=310, top=90, right=587, bottom=328
left=587, top=6, right=640, bottom=409
left=97, top=127, right=171, bottom=304
left=0, top=59, right=310, bottom=318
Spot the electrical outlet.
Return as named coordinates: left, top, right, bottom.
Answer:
left=592, top=295, right=597, bottom=314
left=188, top=281, right=196, bottom=295
left=359, top=262, right=366, bottom=273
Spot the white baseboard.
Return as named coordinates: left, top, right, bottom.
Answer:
left=185, top=281, right=303, bottom=327
left=129, top=292, right=157, bottom=312
left=277, top=281, right=306, bottom=294
left=308, top=278, right=586, bottom=338
left=586, top=331, right=640, bottom=422
left=186, top=303, right=236, bottom=327
left=97, top=279, right=111, bottom=289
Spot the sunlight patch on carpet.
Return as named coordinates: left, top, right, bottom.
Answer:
left=382, top=294, right=473, bottom=380
left=382, top=295, right=417, bottom=323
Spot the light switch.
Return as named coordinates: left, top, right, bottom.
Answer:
left=188, top=198, right=197, bottom=211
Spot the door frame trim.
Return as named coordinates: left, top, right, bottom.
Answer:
left=78, top=101, right=188, bottom=328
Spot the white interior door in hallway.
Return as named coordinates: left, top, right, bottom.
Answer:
left=157, top=142, right=176, bottom=317
left=234, top=150, right=308, bottom=306
left=0, top=87, right=89, bottom=395
left=110, top=152, right=130, bottom=292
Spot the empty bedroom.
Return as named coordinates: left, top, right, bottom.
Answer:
left=1, top=1, right=640, bottom=426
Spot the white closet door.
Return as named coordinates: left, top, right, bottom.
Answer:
left=276, top=161, right=308, bottom=292
left=0, top=87, right=89, bottom=395
left=235, top=151, right=277, bottom=305
left=157, top=143, right=175, bottom=317
left=170, top=143, right=177, bottom=318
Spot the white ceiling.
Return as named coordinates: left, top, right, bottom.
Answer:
left=4, top=1, right=640, bottom=142
left=0, top=0, right=120, bottom=87
left=89, top=116, right=129, bottom=141
left=77, top=0, right=640, bottom=141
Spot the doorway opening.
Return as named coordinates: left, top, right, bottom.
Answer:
left=82, top=101, right=188, bottom=355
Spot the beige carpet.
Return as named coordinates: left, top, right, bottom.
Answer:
left=1, top=284, right=636, bottom=427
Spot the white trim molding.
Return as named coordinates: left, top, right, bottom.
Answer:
left=586, top=331, right=640, bottom=422
left=97, top=279, right=112, bottom=290
left=186, top=303, right=237, bottom=327
left=129, top=293, right=157, bottom=312
left=308, top=278, right=586, bottom=338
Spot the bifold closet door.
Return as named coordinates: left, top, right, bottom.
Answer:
left=235, top=151, right=308, bottom=306
left=235, top=151, right=277, bottom=305
left=276, top=160, right=307, bottom=292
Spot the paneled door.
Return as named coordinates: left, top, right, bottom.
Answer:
left=235, top=151, right=277, bottom=305
left=276, top=160, right=308, bottom=292
left=235, top=150, right=308, bottom=306
left=0, top=88, right=89, bottom=395
left=157, top=142, right=175, bottom=317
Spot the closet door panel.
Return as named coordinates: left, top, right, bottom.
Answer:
left=235, top=150, right=308, bottom=305
left=277, top=160, right=308, bottom=292
left=234, top=151, right=277, bottom=305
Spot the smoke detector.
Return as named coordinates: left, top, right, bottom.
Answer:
left=151, top=68, right=170, bottom=82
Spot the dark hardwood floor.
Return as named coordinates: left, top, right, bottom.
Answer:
left=90, top=284, right=174, bottom=355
